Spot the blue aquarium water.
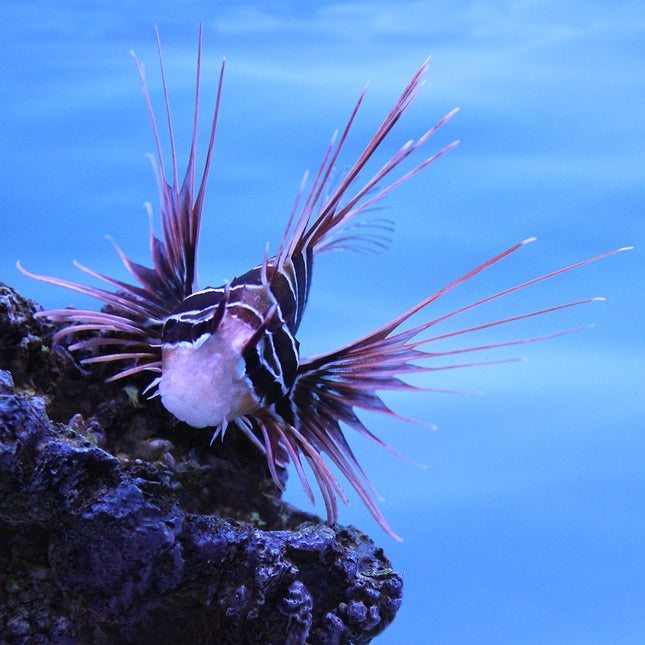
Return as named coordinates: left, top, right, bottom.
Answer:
left=1, top=2, right=644, bottom=643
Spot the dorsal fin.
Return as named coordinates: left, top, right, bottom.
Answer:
left=273, top=61, right=458, bottom=274
left=132, top=24, right=225, bottom=302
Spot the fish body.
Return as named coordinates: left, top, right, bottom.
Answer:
left=18, top=28, right=629, bottom=539
left=159, top=254, right=307, bottom=429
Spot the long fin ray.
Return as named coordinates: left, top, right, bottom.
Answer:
left=269, top=242, right=629, bottom=537
left=274, top=62, right=458, bottom=273
left=19, top=27, right=225, bottom=350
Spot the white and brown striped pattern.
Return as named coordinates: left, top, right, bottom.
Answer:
left=160, top=248, right=313, bottom=412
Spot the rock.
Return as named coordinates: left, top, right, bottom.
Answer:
left=0, top=283, right=402, bottom=644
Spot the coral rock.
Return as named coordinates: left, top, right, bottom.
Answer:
left=0, top=283, right=402, bottom=644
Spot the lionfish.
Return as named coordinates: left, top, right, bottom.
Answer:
left=18, top=30, right=629, bottom=540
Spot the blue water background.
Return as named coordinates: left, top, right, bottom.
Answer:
left=2, top=2, right=644, bottom=643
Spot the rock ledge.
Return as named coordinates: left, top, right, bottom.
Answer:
left=0, top=283, right=402, bottom=644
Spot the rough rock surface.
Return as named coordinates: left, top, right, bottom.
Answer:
left=0, top=283, right=402, bottom=644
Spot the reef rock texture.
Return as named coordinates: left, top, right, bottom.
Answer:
left=0, top=283, right=402, bottom=645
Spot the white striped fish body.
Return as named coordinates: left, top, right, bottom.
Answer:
left=17, top=31, right=630, bottom=539
left=159, top=253, right=311, bottom=430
